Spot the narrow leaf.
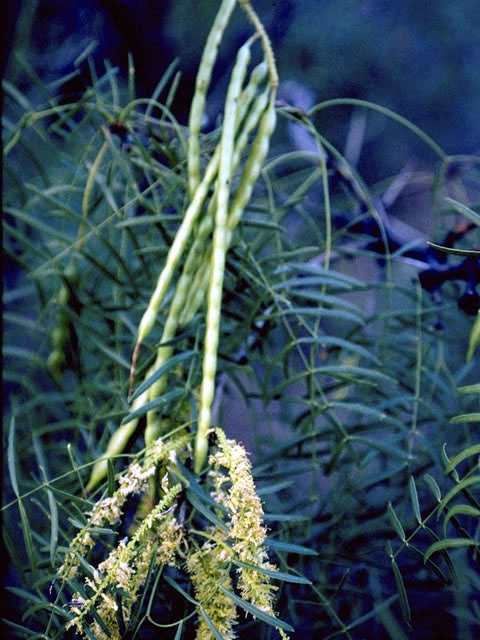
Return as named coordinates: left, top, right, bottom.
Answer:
left=427, top=242, right=480, bottom=257
left=388, top=502, right=406, bottom=541
left=130, top=350, right=196, bottom=401
left=408, top=476, right=422, bottom=524
left=424, top=538, right=477, bottom=564
left=436, top=476, right=480, bottom=518
left=450, top=413, right=480, bottom=424
left=199, top=607, right=225, bottom=640
left=443, top=505, right=480, bottom=536
left=445, top=197, right=480, bottom=226
left=233, top=559, right=312, bottom=584
left=163, top=575, right=198, bottom=605
left=121, top=389, right=184, bottom=424
left=186, top=490, right=229, bottom=533
left=391, top=558, right=411, bottom=630
left=445, top=444, right=480, bottom=473
left=107, top=459, right=115, bottom=497
left=265, top=540, right=318, bottom=556
left=219, top=586, right=294, bottom=632
left=424, top=474, right=441, bottom=502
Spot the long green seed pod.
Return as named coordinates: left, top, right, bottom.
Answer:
left=146, top=39, right=254, bottom=446
left=48, top=139, right=108, bottom=380
left=133, top=58, right=266, bottom=380
left=194, top=39, right=252, bottom=474
left=239, top=0, right=278, bottom=89
left=226, top=92, right=277, bottom=240
left=130, top=142, right=221, bottom=393
left=180, top=89, right=275, bottom=328
left=179, top=69, right=269, bottom=322
left=188, top=0, right=237, bottom=197
left=85, top=386, right=151, bottom=492
left=144, top=272, right=193, bottom=446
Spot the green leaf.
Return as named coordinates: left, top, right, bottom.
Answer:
left=443, top=505, right=480, bottom=536
left=351, top=436, right=411, bottom=462
left=391, top=558, right=411, bottom=630
left=7, top=418, right=38, bottom=581
left=444, top=197, right=480, bottom=226
left=441, top=444, right=459, bottom=481
left=265, top=539, right=318, bottom=556
left=107, top=458, right=115, bottom=497
left=173, top=460, right=229, bottom=514
left=267, top=305, right=365, bottom=326
left=450, top=413, right=480, bottom=424
left=457, top=383, right=480, bottom=395
left=445, top=444, right=480, bottom=473
left=232, top=559, right=312, bottom=584
left=199, top=608, right=225, bottom=640
left=219, top=586, right=294, bottom=632
left=130, top=350, right=196, bottom=401
left=256, top=480, right=294, bottom=496
left=388, top=502, right=406, bottom=541
left=186, top=490, right=229, bottom=533
left=408, top=476, right=422, bottom=524
left=163, top=575, right=198, bottom=605
left=120, top=389, right=184, bottom=424
left=466, top=313, right=480, bottom=362
left=436, top=476, right=480, bottom=518
left=424, top=538, right=477, bottom=564
left=427, top=241, right=480, bottom=257
left=262, top=513, right=310, bottom=522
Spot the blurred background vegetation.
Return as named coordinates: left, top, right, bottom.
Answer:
left=5, top=0, right=480, bottom=164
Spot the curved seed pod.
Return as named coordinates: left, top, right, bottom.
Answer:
left=46, top=262, right=79, bottom=381
left=179, top=87, right=271, bottom=327
left=146, top=39, right=253, bottom=447
left=85, top=387, right=151, bottom=492
left=239, top=0, right=278, bottom=89
left=194, top=40, right=252, bottom=474
left=177, top=80, right=270, bottom=327
left=179, top=258, right=211, bottom=327
left=235, top=60, right=268, bottom=124
left=188, top=0, right=237, bottom=197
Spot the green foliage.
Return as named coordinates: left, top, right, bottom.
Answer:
left=3, top=5, right=480, bottom=639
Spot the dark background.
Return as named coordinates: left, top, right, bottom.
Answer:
left=4, top=0, right=480, bottom=173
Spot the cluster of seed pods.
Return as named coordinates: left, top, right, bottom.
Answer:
left=87, top=0, right=278, bottom=489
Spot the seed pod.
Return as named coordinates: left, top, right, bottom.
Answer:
left=194, top=39, right=253, bottom=474
left=129, top=141, right=222, bottom=394
left=85, top=387, right=150, bottom=492
left=133, top=56, right=266, bottom=380
left=188, top=0, right=237, bottom=197
left=226, top=92, right=277, bottom=241
left=180, top=88, right=273, bottom=327
left=47, top=262, right=79, bottom=381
